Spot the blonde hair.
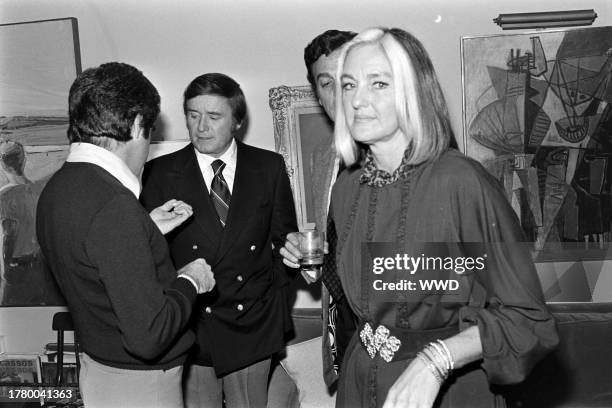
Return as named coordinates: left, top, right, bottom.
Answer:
left=334, top=28, right=454, bottom=167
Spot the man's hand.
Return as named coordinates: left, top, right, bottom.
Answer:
left=150, top=199, right=193, bottom=235
left=178, top=258, right=215, bottom=294
left=279, top=232, right=328, bottom=284
left=279, top=232, right=303, bottom=268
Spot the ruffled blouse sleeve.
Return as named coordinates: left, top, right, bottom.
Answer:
left=449, top=157, right=559, bottom=384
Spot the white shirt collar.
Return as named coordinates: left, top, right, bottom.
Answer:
left=194, top=139, right=238, bottom=193
left=66, top=142, right=141, bottom=198
left=194, top=138, right=238, bottom=170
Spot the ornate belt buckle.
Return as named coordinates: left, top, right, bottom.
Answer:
left=359, top=323, right=401, bottom=362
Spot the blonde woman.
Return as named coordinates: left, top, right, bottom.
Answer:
left=282, top=28, right=558, bottom=408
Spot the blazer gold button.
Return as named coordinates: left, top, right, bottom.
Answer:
left=236, top=304, right=244, bottom=311
left=236, top=275, right=243, bottom=282
left=192, top=245, right=198, bottom=250
left=250, top=245, right=256, bottom=251
left=205, top=306, right=212, bottom=314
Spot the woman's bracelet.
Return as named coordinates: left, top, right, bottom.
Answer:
left=422, top=346, right=447, bottom=380
left=419, top=339, right=455, bottom=382
left=416, top=351, right=443, bottom=385
left=429, top=341, right=450, bottom=371
left=436, top=339, right=455, bottom=370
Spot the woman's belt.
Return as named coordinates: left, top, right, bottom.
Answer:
left=359, top=322, right=458, bottom=362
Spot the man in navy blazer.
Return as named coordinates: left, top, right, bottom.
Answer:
left=141, top=73, right=297, bottom=408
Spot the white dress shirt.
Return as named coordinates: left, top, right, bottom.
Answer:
left=194, top=139, right=237, bottom=193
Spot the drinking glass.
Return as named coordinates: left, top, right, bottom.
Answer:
left=297, top=230, right=325, bottom=279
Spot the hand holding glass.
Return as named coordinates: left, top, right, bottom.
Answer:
left=297, top=230, right=325, bottom=280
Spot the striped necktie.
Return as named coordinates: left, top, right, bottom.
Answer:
left=210, top=159, right=231, bottom=227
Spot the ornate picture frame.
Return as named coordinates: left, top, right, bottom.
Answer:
left=269, top=86, right=334, bottom=231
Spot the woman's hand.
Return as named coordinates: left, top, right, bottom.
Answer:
left=383, top=326, right=482, bottom=408
left=150, top=199, right=193, bottom=235
left=382, top=355, right=441, bottom=408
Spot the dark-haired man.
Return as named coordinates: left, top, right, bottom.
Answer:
left=306, top=30, right=359, bottom=389
left=36, top=62, right=215, bottom=408
left=282, top=30, right=359, bottom=390
left=141, top=73, right=297, bottom=408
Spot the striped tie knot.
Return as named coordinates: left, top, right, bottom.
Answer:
left=211, top=159, right=226, bottom=177
left=210, top=159, right=230, bottom=227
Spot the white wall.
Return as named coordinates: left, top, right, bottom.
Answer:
left=2, top=0, right=610, bottom=150
left=1, top=0, right=610, bottom=353
left=0, top=306, right=71, bottom=354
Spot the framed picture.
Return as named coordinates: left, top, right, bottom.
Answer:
left=461, top=26, right=612, bottom=261
left=0, top=17, right=80, bottom=306
left=0, top=17, right=81, bottom=146
left=269, top=86, right=335, bottom=231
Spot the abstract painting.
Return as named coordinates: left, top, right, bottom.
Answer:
left=462, top=26, right=612, bottom=261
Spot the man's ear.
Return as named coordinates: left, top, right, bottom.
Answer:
left=130, top=114, right=145, bottom=140
left=235, top=121, right=243, bottom=131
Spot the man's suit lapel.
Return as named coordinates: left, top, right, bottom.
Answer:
left=172, top=147, right=223, bottom=249
left=216, top=142, right=261, bottom=261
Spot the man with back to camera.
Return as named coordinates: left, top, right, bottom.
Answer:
left=140, top=72, right=297, bottom=408
left=36, top=62, right=216, bottom=408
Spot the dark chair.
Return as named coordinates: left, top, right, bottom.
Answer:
left=51, top=311, right=80, bottom=386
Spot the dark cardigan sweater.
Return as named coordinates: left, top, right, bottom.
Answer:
left=37, top=162, right=197, bottom=370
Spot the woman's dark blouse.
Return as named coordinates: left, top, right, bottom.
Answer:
left=329, top=149, right=558, bottom=405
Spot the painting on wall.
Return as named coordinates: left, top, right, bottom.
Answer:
left=462, top=26, right=612, bottom=261
left=269, top=85, right=335, bottom=231
left=0, top=17, right=81, bottom=146
left=0, top=18, right=80, bottom=306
